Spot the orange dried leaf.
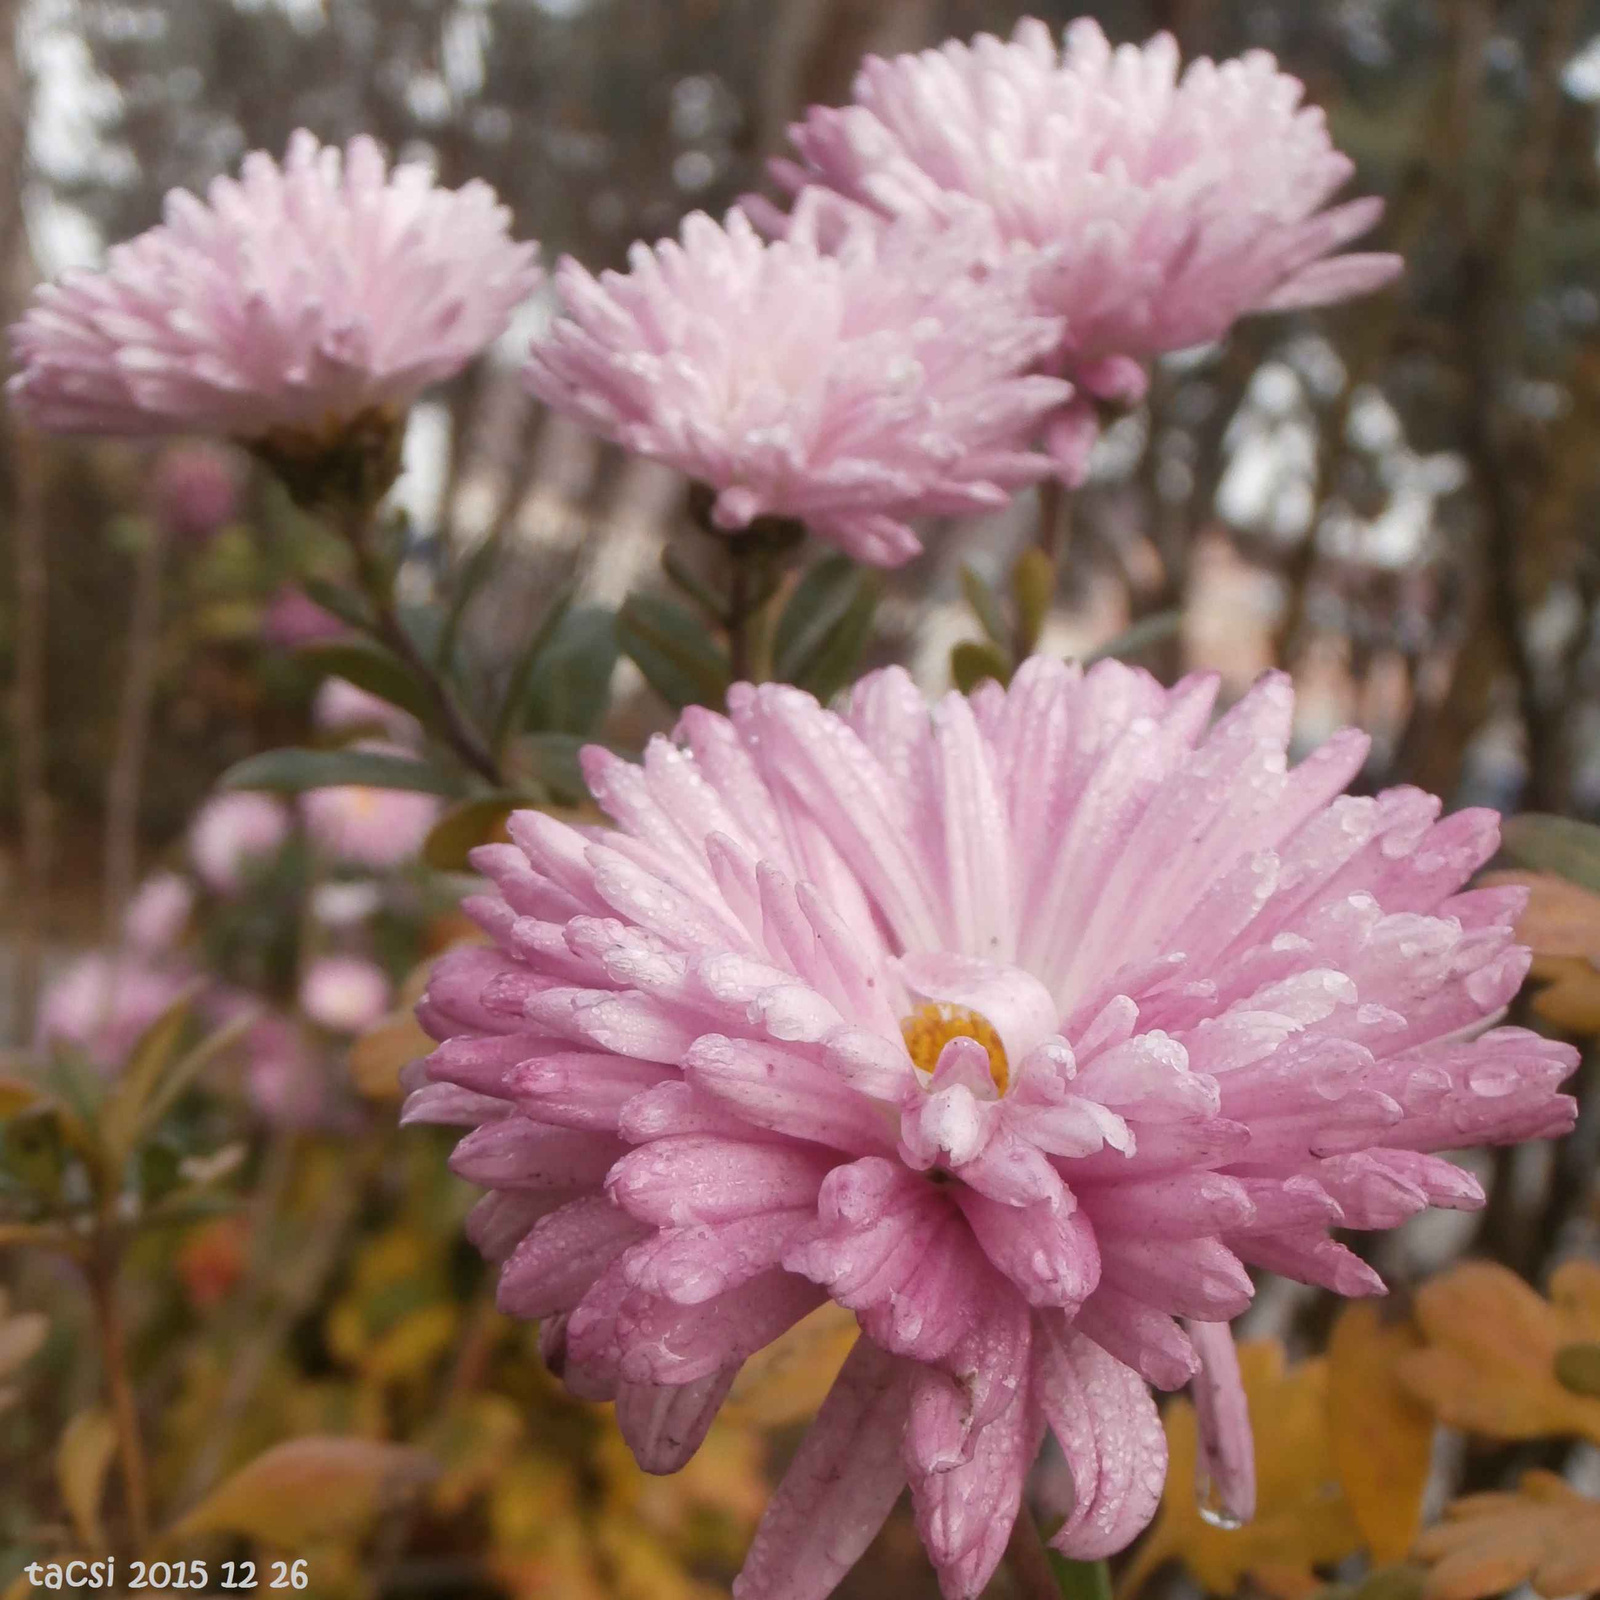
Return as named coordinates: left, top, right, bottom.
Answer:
left=1328, top=1304, right=1435, bottom=1564
left=1479, top=870, right=1600, bottom=959
left=1121, top=1341, right=1363, bottom=1600
left=168, top=1435, right=435, bottom=1543
left=1396, top=1260, right=1600, bottom=1445
left=1413, top=1471, right=1600, bottom=1600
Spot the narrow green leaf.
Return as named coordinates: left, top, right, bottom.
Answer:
left=520, top=733, right=595, bottom=806
left=1500, top=814, right=1600, bottom=896
left=491, top=581, right=577, bottom=754
left=437, top=529, right=506, bottom=673
left=790, top=574, right=882, bottom=703
left=661, top=547, right=727, bottom=624
left=519, top=605, right=619, bottom=737
left=297, top=577, right=372, bottom=633
left=218, top=748, right=463, bottom=797
left=294, top=641, right=433, bottom=725
left=1081, top=609, right=1183, bottom=666
left=100, top=987, right=202, bottom=1167
left=951, top=639, right=1012, bottom=694
left=139, top=1012, right=257, bottom=1134
left=617, top=593, right=732, bottom=712
left=961, top=563, right=1010, bottom=647
left=773, top=556, right=862, bottom=685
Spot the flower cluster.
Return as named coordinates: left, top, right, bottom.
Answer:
left=407, top=660, right=1575, bottom=1599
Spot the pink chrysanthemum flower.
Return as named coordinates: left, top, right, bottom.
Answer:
left=301, top=749, right=441, bottom=870
left=37, top=953, right=191, bottom=1072
left=9, top=131, right=540, bottom=455
left=405, top=660, right=1575, bottom=1600
left=525, top=200, right=1073, bottom=567
left=765, top=19, right=1401, bottom=478
left=190, top=791, right=291, bottom=895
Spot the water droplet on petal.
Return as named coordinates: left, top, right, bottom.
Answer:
left=1196, top=1468, right=1248, bottom=1530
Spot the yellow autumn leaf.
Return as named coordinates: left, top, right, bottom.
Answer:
left=1480, top=870, right=1600, bottom=1032
left=594, top=1511, right=729, bottom=1600
left=167, top=1435, right=435, bottom=1543
left=1122, top=1341, right=1363, bottom=1600
left=1396, top=1259, right=1600, bottom=1444
left=362, top=1302, right=458, bottom=1385
left=722, top=1302, right=858, bottom=1426
left=56, top=1409, right=117, bottom=1549
left=1413, top=1470, right=1600, bottom=1600
left=1328, top=1304, right=1435, bottom=1564
left=427, top=1393, right=526, bottom=1515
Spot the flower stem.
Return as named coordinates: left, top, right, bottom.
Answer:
left=335, top=503, right=502, bottom=785
left=726, top=535, right=757, bottom=684
left=87, top=1243, right=151, bottom=1555
left=1005, top=1511, right=1111, bottom=1600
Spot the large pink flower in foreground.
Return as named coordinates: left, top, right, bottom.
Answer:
left=10, top=131, right=540, bottom=442
left=525, top=201, right=1072, bottom=567
left=405, top=660, right=1575, bottom=1599
left=766, top=18, right=1401, bottom=475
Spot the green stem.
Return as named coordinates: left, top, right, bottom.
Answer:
left=1006, top=1510, right=1113, bottom=1600
left=335, top=503, right=502, bottom=784
left=88, top=1241, right=151, bottom=1555
left=726, top=537, right=757, bottom=685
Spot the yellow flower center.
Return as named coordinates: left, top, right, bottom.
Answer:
left=900, top=1002, right=1010, bottom=1095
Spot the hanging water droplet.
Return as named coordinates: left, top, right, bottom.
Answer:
left=1196, top=1467, right=1248, bottom=1531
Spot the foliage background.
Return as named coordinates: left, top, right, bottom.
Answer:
left=3, top=2, right=1600, bottom=1598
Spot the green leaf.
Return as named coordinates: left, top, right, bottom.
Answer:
left=519, top=732, right=595, bottom=806
left=618, top=593, right=732, bottom=712
left=773, top=556, right=862, bottom=685
left=218, top=748, right=463, bottom=797
left=294, top=640, right=433, bottom=725
left=951, top=639, right=1012, bottom=694
left=1081, top=610, right=1182, bottom=667
left=99, top=988, right=201, bottom=1169
left=437, top=529, right=506, bottom=673
left=520, top=604, right=619, bottom=737
left=661, top=547, right=727, bottom=624
left=1500, top=814, right=1600, bottom=896
left=1012, top=548, right=1056, bottom=656
left=491, top=581, right=577, bottom=753
left=961, top=563, right=1010, bottom=647
left=789, top=573, right=882, bottom=702
left=423, top=794, right=532, bottom=873
left=297, top=577, right=371, bottom=633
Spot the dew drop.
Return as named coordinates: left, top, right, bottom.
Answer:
left=1196, top=1468, right=1248, bottom=1531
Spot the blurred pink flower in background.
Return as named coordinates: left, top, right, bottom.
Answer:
left=239, top=1011, right=326, bottom=1127
left=36, top=953, right=190, bottom=1071
left=299, top=954, right=392, bottom=1034
left=408, top=659, right=1575, bottom=1600
left=769, top=19, right=1400, bottom=479
left=526, top=200, right=1072, bottom=566
left=122, top=872, right=195, bottom=953
left=9, top=131, right=541, bottom=441
left=189, top=791, right=291, bottom=894
left=149, top=441, right=240, bottom=543
left=301, top=753, right=441, bottom=870
left=261, top=586, right=348, bottom=650
left=313, top=676, right=420, bottom=746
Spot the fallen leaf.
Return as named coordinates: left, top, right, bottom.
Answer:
left=1396, top=1260, right=1600, bottom=1444
left=1121, top=1341, right=1363, bottom=1600
left=56, top=1409, right=117, bottom=1549
left=1413, top=1471, right=1600, bottom=1600
left=1328, top=1304, right=1435, bottom=1564
left=167, top=1435, right=435, bottom=1542
left=1479, top=870, right=1600, bottom=1031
